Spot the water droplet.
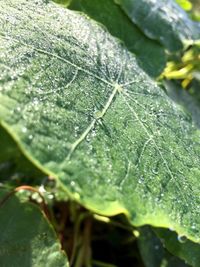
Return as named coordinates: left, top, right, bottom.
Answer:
left=22, top=127, right=27, bottom=133
left=39, top=185, right=46, bottom=193
left=74, top=126, right=79, bottom=137
left=191, top=224, right=196, bottom=230
left=70, top=181, right=75, bottom=187
left=47, top=194, right=54, bottom=200
left=138, top=176, right=144, bottom=184
left=152, top=168, right=158, bottom=175
left=177, top=235, right=187, bottom=243
left=91, top=129, right=96, bottom=137
left=86, top=135, right=91, bottom=142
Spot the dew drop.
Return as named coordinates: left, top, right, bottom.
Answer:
left=86, top=135, right=91, bottom=142
left=177, top=235, right=187, bottom=243
left=138, top=176, right=144, bottom=184
left=70, top=181, right=76, bottom=187
left=152, top=168, right=158, bottom=175
left=191, top=224, right=196, bottom=230
left=47, top=194, right=54, bottom=200
left=21, top=127, right=27, bottom=133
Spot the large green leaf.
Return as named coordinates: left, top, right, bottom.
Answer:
left=67, top=0, right=166, bottom=77
left=1, top=0, right=200, bottom=244
left=114, top=0, right=200, bottom=51
left=0, top=189, right=68, bottom=267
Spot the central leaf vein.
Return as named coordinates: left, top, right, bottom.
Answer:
left=66, top=84, right=119, bottom=160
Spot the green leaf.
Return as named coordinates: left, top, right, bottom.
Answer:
left=0, top=189, right=69, bottom=267
left=138, top=226, right=189, bottom=267
left=1, top=0, right=200, bottom=244
left=165, top=81, right=200, bottom=129
left=67, top=0, right=166, bottom=77
left=114, top=0, right=200, bottom=51
left=155, top=228, right=200, bottom=267
left=175, top=0, right=193, bottom=11
left=0, top=126, right=46, bottom=186
left=190, top=0, right=200, bottom=21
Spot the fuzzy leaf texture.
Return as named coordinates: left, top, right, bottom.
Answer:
left=68, top=0, right=166, bottom=77
left=1, top=0, right=200, bottom=248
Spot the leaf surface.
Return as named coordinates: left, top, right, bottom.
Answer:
left=115, top=0, right=200, bottom=51
left=0, top=189, right=69, bottom=267
left=1, top=0, right=200, bottom=244
left=68, top=0, right=166, bottom=77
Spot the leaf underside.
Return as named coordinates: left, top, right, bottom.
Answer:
left=1, top=0, right=200, bottom=246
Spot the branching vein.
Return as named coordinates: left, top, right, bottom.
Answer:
left=66, top=85, right=119, bottom=160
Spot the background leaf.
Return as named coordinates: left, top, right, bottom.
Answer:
left=175, top=0, right=193, bottom=11
left=0, top=126, right=46, bottom=186
left=0, top=189, right=69, bottom=267
left=165, top=81, right=200, bottom=129
left=155, top=228, right=200, bottom=267
left=114, top=0, right=200, bottom=51
left=138, top=226, right=190, bottom=267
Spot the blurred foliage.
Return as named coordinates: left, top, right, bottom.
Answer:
left=176, top=0, right=193, bottom=11
left=161, top=42, right=200, bottom=89
left=176, top=0, right=200, bottom=20
left=190, top=0, right=200, bottom=21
